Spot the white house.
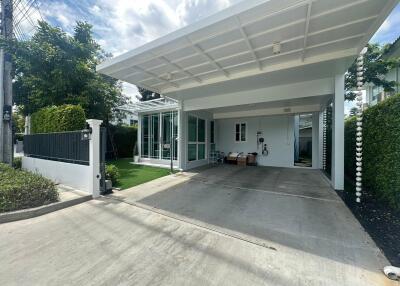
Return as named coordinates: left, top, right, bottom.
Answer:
left=111, top=109, right=138, bottom=126
left=97, top=0, right=398, bottom=191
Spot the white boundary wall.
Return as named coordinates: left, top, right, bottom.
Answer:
left=22, top=157, right=91, bottom=192
left=22, top=119, right=103, bottom=197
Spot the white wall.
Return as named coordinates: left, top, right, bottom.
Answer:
left=22, top=157, right=91, bottom=193
left=216, top=115, right=294, bottom=167
left=183, top=78, right=333, bottom=111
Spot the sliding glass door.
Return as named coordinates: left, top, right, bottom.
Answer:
left=162, top=111, right=178, bottom=160
left=141, top=111, right=177, bottom=161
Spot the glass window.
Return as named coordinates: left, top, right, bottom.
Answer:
left=188, top=116, right=197, bottom=142
left=141, top=115, right=149, bottom=157
left=210, top=121, right=215, bottom=144
left=198, top=118, right=205, bottom=142
left=241, top=123, right=246, bottom=141
left=187, top=115, right=207, bottom=162
left=198, top=144, right=205, bottom=160
left=150, top=114, right=159, bottom=158
left=141, top=112, right=178, bottom=161
left=188, top=144, right=197, bottom=161
left=235, top=122, right=246, bottom=142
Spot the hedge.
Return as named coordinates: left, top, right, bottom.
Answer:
left=0, top=163, right=59, bottom=213
left=345, top=94, right=400, bottom=209
left=31, top=105, right=86, bottom=133
left=110, top=125, right=138, bottom=158
left=344, top=116, right=357, bottom=180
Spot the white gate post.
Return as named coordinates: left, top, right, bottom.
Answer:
left=87, top=119, right=103, bottom=198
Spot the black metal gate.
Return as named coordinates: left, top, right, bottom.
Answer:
left=100, top=127, right=107, bottom=194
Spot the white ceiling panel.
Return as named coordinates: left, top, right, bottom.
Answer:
left=97, top=0, right=398, bottom=96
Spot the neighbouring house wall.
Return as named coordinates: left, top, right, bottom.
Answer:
left=180, top=109, right=214, bottom=170
left=216, top=115, right=294, bottom=167
left=22, top=157, right=91, bottom=193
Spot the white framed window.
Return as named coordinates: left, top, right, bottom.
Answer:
left=188, top=115, right=206, bottom=161
left=235, top=122, right=246, bottom=142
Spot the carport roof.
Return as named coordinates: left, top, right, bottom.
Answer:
left=97, top=0, right=398, bottom=95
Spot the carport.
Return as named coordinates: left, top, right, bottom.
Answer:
left=106, top=164, right=393, bottom=286
left=97, top=0, right=398, bottom=192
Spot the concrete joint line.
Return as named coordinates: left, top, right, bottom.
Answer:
left=187, top=176, right=341, bottom=204
left=104, top=195, right=278, bottom=252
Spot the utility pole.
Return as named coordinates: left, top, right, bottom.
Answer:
left=0, top=0, right=13, bottom=165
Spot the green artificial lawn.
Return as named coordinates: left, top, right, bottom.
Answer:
left=108, top=158, right=171, bottom=190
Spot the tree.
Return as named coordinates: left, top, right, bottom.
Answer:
left=0, top=21, right=127, bottom=122
left=349, top=107, right=358, bottom=117
left=138, top=87, right=160, bottom=101
left=345, top=43, right=399, bottom=101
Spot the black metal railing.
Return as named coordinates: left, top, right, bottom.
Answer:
left=24, top=131, right=89, bottom=165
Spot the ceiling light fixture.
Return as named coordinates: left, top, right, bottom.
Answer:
left=272, top=42, right=281, bottom=54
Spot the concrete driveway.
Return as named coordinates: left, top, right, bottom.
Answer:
left=0, top=165, right=396, bottom=286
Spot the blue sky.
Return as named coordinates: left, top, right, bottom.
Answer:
left=29, top=1, right=400, bottom=101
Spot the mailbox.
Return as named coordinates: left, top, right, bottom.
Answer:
left=3, top=105, right=11, bottom=121
left=81, top=127, right=92, bottom=140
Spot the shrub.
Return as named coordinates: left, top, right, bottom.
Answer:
left=111, top=125, right=137, bottom=158
left=106, top=164, right=120, bottom=185
left=345, top=94, right=400, bottom=209
left=363, top=94, right=400, bottom=209
left=13, top=157, right=22, bottom=169
left=0, top=163, right=59, bottom=213
left=31, top=105, right=86, bottom=133
left=344, top=116, right=357, bottom=180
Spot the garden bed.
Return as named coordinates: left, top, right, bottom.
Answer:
left=0, top=163, right=59, bottom=213
left=337, top=179, right=400, bottom=266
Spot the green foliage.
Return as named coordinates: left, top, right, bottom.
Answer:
left=344, top=94, right=400, bottom=209
left=12, top=110, right=25, bottom=134
left=363, top=94, right=400, bottom=208
left=31, top=104, right=86, bottom=133
left=345, top=43, right=399, bottom=101
left=344, top=116, right=357, bottom=179
left=111, top=125, right=137, bottom=158
left=0, top=163, right=59, bottom=213
left=13, top=157, right=22, bottom=170
left=105, top=164, right=120, bottom=185
left=0, top=21, right=127, bottom=121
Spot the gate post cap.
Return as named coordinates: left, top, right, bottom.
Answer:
left=86, top=119, right=103, bottom=126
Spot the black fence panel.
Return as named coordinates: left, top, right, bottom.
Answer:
left=24, top=131, right=89, bottom=165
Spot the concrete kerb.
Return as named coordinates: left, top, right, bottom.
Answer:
left=0, top=191, right=92, bottom=224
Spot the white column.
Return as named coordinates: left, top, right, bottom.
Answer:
left=24, top=115, right=31, bottom=135
left=311, top=112, right=319, bottom=169
left=332, top=74, right=345, bottom=190
left=294, top=115, right=300, bottom=162
left=318, top=111, right=324, bottom=169
left=137, top=114, right=142, bottom=162
left=87, top=119, right=102, bottom=198
left=178, top=101, right=185, bottom=170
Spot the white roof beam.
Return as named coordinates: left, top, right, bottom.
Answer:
left=301, top=1, right=312, bottom=62
left=235, top=16, right=262, bottom=71
left=133, top=65, right=179, bottom=88
left=156, top=54, right=202, bottom=83
left=151, top=30, right=366, bottom=88
left=100, top=0, right=369, bottom=77
left=187, top=37, right=230, bottom=78
left=105, top=0, right=372, bottom=78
